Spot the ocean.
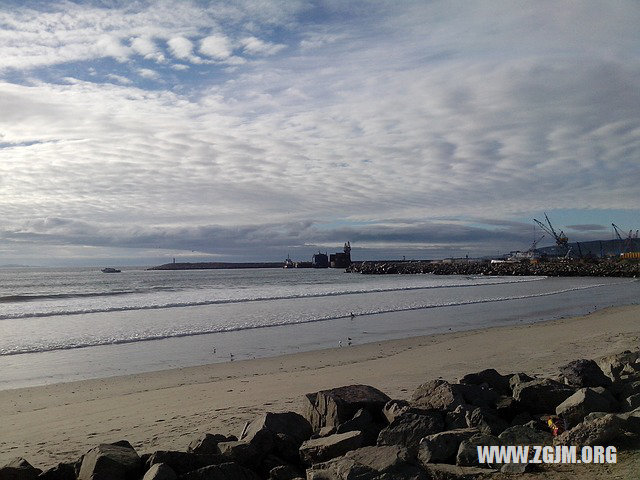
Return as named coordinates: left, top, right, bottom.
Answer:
left=1, top=267, right=638, bottom=390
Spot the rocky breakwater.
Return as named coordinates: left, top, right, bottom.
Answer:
left=347, top=260, right=640, bottom=277
left=2, top=350, right=639, bottom=480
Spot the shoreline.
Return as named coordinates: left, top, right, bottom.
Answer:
left=1, top=304, right=639, bottom=468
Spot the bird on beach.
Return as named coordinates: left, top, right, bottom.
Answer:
left=230, top=353, right=234, bottom=361
left=348, top=337, right=352, bottom=346
left=350, top=312, right=355, bottom=319
left=338, top=340, right=343, bottom=347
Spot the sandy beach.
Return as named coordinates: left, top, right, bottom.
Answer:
left=1, top=304, right=639, bottom=474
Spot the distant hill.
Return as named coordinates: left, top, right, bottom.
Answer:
left=536, top=238, right=640, bottom=258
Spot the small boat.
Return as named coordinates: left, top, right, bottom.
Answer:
left=283, top=254, right=295, bottom=268
left=101, top=267, right=121, bottom=273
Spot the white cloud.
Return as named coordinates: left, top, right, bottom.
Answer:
left=240, top=36, right=285, bottom=56
left=137, top=68, right=160, bottom=80
left=106, top=74, right=133, bottom=84
left=167, top=36, right=195, bottom=60
left=200, top=34, right=232, bottom=59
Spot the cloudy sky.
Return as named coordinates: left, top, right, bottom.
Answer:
left=0, top=0, right=639, bottom=266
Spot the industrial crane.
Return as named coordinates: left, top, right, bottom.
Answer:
left=534, top=213, right=569, bottom=255
left=611, top=223, right=636, bottom=254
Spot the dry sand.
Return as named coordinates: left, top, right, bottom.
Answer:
left=1, top=304, right=639, bottom=476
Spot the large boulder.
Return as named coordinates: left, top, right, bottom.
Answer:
left=78, top=442, right=141, bottom=480
left=456, top=434, right=502, bottom=468
left=187, top=433, right=233, bottom=454
left=304, top=385, right=390, bottom=431
left=38, top=462, right=76, bottom=480
left=268, top=464, right=305, bottom=480
left=241, top=412, right=312, bottom=462
left=460, top=369, right=511, bottom=396
left=411, top=380, right=497, bottom=412
left=382, top=399, right=410, bottom=424
left=0, top=458, right=42, bottom=480
left=497, top=424, right=552, bottom=446
left=512, top=379, right=576, bottom=413
left=597, top=350, right=640, bottom=381
left=377, top=411, right=445, bottom=454
left=142, top=463, right=177, bottom=480
left=145, top=451, right=226, bottom=476
left=420, top=463, right=496, bottom=479
left=179, top=462, right=260, bottom=480
left=335, top=409, right=382, bottom=446
left=508, top=373, right=535, bottom=393
left=299, top=431, right=364, bottom=465
left=306, top=445, right=426, bottom=480
left=554, top=410, right=640, bottom=446
left=465, top=407, right=509, bottom=436
left=559, top=359, right=612, bottom=388
left=417, top=428, right=479, bottom=465
left=555, top=387, right=617, bottom=427
left=215, top=441, right=263, bottom=470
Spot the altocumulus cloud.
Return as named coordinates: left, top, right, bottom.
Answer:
left=0, top=0, right=639, bottom=264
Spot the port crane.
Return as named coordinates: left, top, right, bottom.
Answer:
left=534, top=213, right=569, bottom=255
left=612, top=223, right=637, bottom=254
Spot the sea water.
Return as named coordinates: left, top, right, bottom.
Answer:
left=1, top=267, right=638, bottom=389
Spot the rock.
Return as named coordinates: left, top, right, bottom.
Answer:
left=623, top=393, right=640, bottom=411
left=420, top=463, right=496, bottom=479
left=559, top=359, right=612, bottom=388
left=555, top=387, right=616, bottom=427
left=508, top=373, right=535, bottom=393
left=445, top=405, right=471, bottom=430
left=597, top=350, right=640, bottom=381
left=78, top=442, right=141, bottom=480
left=335, top=409, right=382, bottom=445
left=38, top=463, right=76, bottom=480
left=498, top=424, right=552, bottom=445
left=187, top=434, right=230, bottom=454
left=554, top=412, right=634, bottom=446
left=377, top=411, right=445, bottom=454
left=610, top=376, right=640, bottom=401
left=512, top=379, right=576, bottom=413
left=145, top=451, right=226, bottom=476
left=0, top=458, right=42, bottom=480
left=241, top=412, right=312, bottom=461
left=306, top=445, right=426, bottom=480
left=494, top=396, right=524, bottom=423
left=299, top=431, right=364, bottom=465
left=268, top=464, right=304, bottom=480
left=304, top=385, right=390, bottom=431
left=142, top=463, right=177, bottom=480
left=456, top=434, right=502, bottom=468
left=417, top=428, right=479, bottom=464
left=465, top=407, right=509, bottom=436
left=460, top=369, right=511, bottom=396
left=179, top=462, right=260, bottom=480
left=215, top=441, right=263, bottom=469
left=411, top=380, right=497, bottom=412
left=500, top=463, right=531, bottom=474
left=382, top=399, right=410, bottom=424
left=315, top=427, right=336, bottom=438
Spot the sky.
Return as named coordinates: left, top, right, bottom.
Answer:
left=0, top=0, right=639, bottom=266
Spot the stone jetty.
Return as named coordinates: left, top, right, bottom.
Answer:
left=2, top=350, right=639, bottom=479
left=346, top=259, right=640, bottom=277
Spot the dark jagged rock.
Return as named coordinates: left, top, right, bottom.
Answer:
left=306, top=445, right=426, bottom=480
left=0, top=458, right=42, bottom=480
left=304, top=385, right=390, bottom=431
left=38, top=462, right=76, bottom=480
left=512, top=378, right=576, bottom=413
left=465, top=407, right=509, bottom=436
left=268, top=464, right=304, bottom=480
left=411, top=380, right=497, bottom=412
left=382, top=399, right=411, bottom=424
left=299, top=431, right=364, bottom=465
left=445, top=405, right=472, bottom=430
left=78, top=442, right=141, bottom=480
left=145, top=451, right=226, bottom=476
left=554, top=412, right=636, bottom=446
left=186, top=434, right=231, bottom=454
left=179, top=462, right=260, bottom=480
left=497, top=424, right=552, bottom=446
left=417, top=428, right=479, bottom=464
left=335, top=408, right=382, bottom=446
left=215, top=441, right=263, bottom=470
left=597, top=350, right=640, bottom=381
left=555, top=387, right=617, bottom=427
left=240, top=412, right=312, bottom=462
left=420, top=463, right=496, bottom=479
left=459, top=369, right=511, bottom=396
left=377, top=411, right=445, bottom=454
left=559, top=359, right=612, bottom=388
left=142, top=463, right=177, bottom=480
left=456, top=434, right=503, bottom=468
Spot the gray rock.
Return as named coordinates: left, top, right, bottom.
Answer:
left=242, top=412, right=312, bottom=447
left=417, top=428, right=479, bottom=464
left=377, top=411, right=445, bottom=454
left=268, top=464, right=304, bottom=480
left=299, top=431, right=364, bottom=465
left=512, top=378, right=576, bottom=413
left=411, top=380, right=465, bottom=411
left=315, top=426, right=336, bottom=438
left=145, top=451, right=226, bottom=476
left=597, top=350, right=640, bottom=381
left=179, top=462, right=260, bottom=480
left=445, top=405, right=472, bottom=430
left=304, top=385, right=390, bottom=431
left=0, top=458, right=42, bottom=480
left=335, top=408, right=382, bottom=445
left=498, top=424, right=552, bottom=445
left=559, top=359, right=612, bottom=388
left=215, top=441, right=263, bottom=469
left=494, top=396, right=524, bottom=423
left=456, top=434, right=502, bottom=468
left=555, top=388, right=616, bottom=427
left=460, top=369, right=511, bottom=395
left=78, top=442, right=141, bottom=480
left=623, top=393, right=640, bottom=411
left=382, top=399, right=410, bottom=424
left=554, top=412, right=633, bottom=446
left=500, top=462, right=531, bottom=474
left=508, top=373, right=535, bottom=393
left=306, top=445, right=426, bottom=480
left=38, top=462, right=76, bottom=480
left=421, top=463, right=496, bottom=479
left=187, top=434, right=230, bottom=454
left=465, top=407, right=509, bottom=436
left=142, top=463, right=177, bottom=480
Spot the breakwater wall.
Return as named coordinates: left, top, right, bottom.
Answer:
left=346, top=260, right=640, bottom=277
